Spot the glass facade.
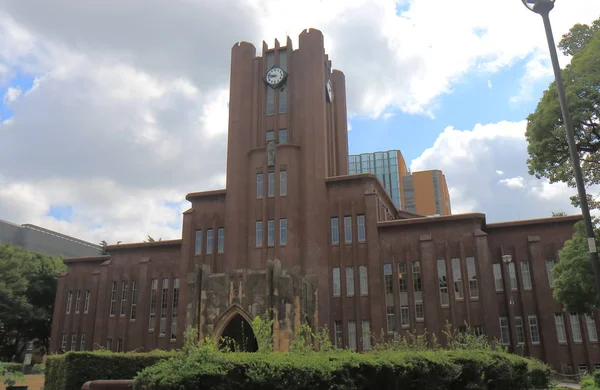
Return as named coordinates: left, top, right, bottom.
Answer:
left=348, top=150, right=402, bottom=209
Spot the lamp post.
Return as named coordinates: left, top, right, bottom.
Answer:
left=521, top=0, right=600, bottom=300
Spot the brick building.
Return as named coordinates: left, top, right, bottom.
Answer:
left=50, top=28, right=599, bottom=374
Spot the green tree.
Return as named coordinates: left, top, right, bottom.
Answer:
left=526, top=18, right=600, bottom=211
left=0, top=244, right=66, bottom=360
left=552, top=221, right=600, bottom=315
left=144, top=235, right=161, bottom=243
left=99, top=240, right=121, bottom=255
left=552, top=210, right=568, bottom=217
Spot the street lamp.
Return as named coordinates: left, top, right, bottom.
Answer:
left=521, top=0, right=600, bottom=300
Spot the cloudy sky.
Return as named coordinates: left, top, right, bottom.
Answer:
left=0, top=0, right=599, bottom=245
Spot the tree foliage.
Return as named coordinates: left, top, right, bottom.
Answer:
left=0, top=244, right=66, bottom=360
left=526, top=18, right=600, bottom=210
left=553, top=221, right=600, bottom=315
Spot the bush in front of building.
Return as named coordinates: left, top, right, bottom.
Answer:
left=44, top=349, right=176, bottom=390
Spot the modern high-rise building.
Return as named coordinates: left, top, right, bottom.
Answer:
left=348, top=151, right=451, bottom=215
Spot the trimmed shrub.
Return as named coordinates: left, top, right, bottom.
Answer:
left=45, top=350, right=176, bottom=390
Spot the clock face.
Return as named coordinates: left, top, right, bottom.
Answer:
left=265, top=67, right=286, bottom=88
left=326, top=79, right=334, bottom=102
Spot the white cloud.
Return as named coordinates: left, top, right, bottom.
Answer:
left=3, top=86, right=21, bottom=104
left=496, top=170, right=504, bottom=175
left=498, top=176, right=525, bottom=189
left=487, top=80, right=493, bottom=89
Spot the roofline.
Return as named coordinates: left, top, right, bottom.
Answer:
left=185, top=189, right=226, bottom=202
left=18, top=223, right=101, bottom=249
left=486, top=214, right=583, bottom=229
left=64, top=255, right=110, bottom=264
left=378, top=212, right=486, bottom=228
left=325, top=173, right=400, bottom=216
left=106, top=239, right=182, bottom=251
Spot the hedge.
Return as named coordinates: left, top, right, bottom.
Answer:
left=132, top=349, right=552, bottom=390
left=45, top=350, right=176, bottom=390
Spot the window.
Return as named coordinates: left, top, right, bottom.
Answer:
left=357, top=215, right=365, bottom=242
left=280, top=170, right=287, bottom=196
left=546, top=259, right=555, bottom=287
left=515, top=316, right=525, bottom=345
left=267, top=220, right=275, bottom=246
left=130, top=281, right=138, bottom=320
left=71, top=334, right=77, bottom=351
left=451, top=258, right=463, bottom=300
left=398, top=263, right=409, bottom=327
left=109, top=282, right=117, bottom=316
left=120, top=281, right=128, bottom=316
left=84, top=290, right=90, bottom=314
left=570, top=314, right=582, bottom=343
left=332, top=267, right=341, bottom=297
left=75, top=290, right=81, bottom=313
left=280, top=219, right=287, bottom=245
left=159, top=278, right=169, bottom=336
left=80, top=333, right=86, bottom=351
left=279, top=51, right=287, bottom=113
left=256, top=173, right=264, bottom=198
left=346, top=267, right=355, bottom=296
left=149, top=279, right=158, bottom=331
left=344, top=216, right=352, bottom=243
left=493, top=264, right=503, bottom=292
left=106, top=338, right=112, bottom=351
left=586, top=315, right=598, bottom=342
left=116, top=338, right=123, bottom=353
left=437, top=259, right=449, bottom=307
left=217, top=228, right=224, bottom=253
left=279, top=128, right=288, bottom=144
left=362, top=320, right=371, bottom=350
left=334, top=321, right=343, bottom=349
left=508, top=262, right=518, bottom=291
left=256, top=221, right=263, bottom=247
left=528, top=315, right=540, bottom=344
left=171, top=278, right=180, bottom=341
left=466, top=257, right=478, bottom=298
left=384, top=263, right=395, bottom=333
left=194, top=229, right=202, bottom=255
left=331, top=217, right=339, bottom=244
left=413, top=261, right=424, bottom=321
left=265, top=130, right=275, bottom=141
left=499, top=317, right=510, bottom=345
left=579, top=365, right=589, bottom=375
left=206, top=229, right=213, bottom=254
left=520, top=261, right=532, bottom=290
left=555, top=313, right=567, bottom=343
left=268, top=172, right=275, bottom=197
left=266, top=73, right=275, bottom=115
left=61, top=334, right=67, bottom=351
left=348, top=320, right=357, bottom=351
left=359, top=266, right=368, bottom=295
left=66, top=291, right=72, bottom=314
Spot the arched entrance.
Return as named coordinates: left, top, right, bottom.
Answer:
left=218, top=313, right=258, bottom=352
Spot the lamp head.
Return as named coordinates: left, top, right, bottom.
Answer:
left=521, top=0, right=555, bottom=14
left=502, top=254, right=513, bottom=264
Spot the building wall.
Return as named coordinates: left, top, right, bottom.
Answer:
left=403, top=170, right=451, bottom=216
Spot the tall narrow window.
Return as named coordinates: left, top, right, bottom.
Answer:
left=546, top=259, right=555, bottom=287
left=520, top=261, right=532, bottom=290
left=267, top=220, right=275, bottom=246
left=74, top=290, right=81, bottom=313
left=268, top=172, right=275, bottom=197
left=266, top=51, right=275, bottom=115
left=348, top=320, right=357, bottom=351
left=493, top=264, right=503, bottom=292
left=570, top=314, right=582, bottom=343
left=84, top=290, right=90, bottom=314
left=256, top=173, right=264, bottom=198
left=384, top=263, right=395, bottom=333
left=159, top=278, right=169, bottom=336
left=334, top=321, right=343, bottom=349
left=149, top=279, right=158, bottom=331
left=357, top=215, right=365, bottom=242
left=71, top=334, right=77, bottom=351
left=61, top=334, right=67, bottom=351
left=528, top=315, right=540, bottom=344
left=194, top=229, right=202, bottom=255
left=346, top=267, right=355, bottom=296
left=437, top=259, right=449, bottom=307
left=280, top=170, right=287, bottom=196
left=80, top=333, right=86, bottom=351
left=466, top=257, right=478, bottom=298
left=585, top=315, right=598, bottom=342
left=171, top=278, right=180, bottom=341
left=279, top=51, right=287, bottom=113
left=362, top=320, right=371, bottom=350
left=344, top=216, right=352, bottom=243
left=413, top=261, right=424, bottom=321
left=451, top=258, right=463, bottom=300
left=116, top=338, right=123, bottom=353
left=555, top=313, right=567, bottom=343
left=206, top=229, right=213, bottom=254
left=280, top=219, right=287, bottom=245
left=109, top=282, right=117, bottom=316
left=515, top=316, right=525, bottom=345
left=265, top=130, right=275, bottom=141
left=499, top=317, right=510, bottom=345
left=217, top=228, right=224, bottom=253
left=398, top=263, right=409, bottom=327
left=508, top=263, right=518, bottom=291
left=359, top=266, right=368, bottom=295
left=331, top=217, right=339, bottom=244
left=255, top=221, right=263, bottom=247
left=130, top=281, right=138, bottom=320
left=278, top=128, right=288, bottom=144
left=66, top=291, right=72, bottom=314
left=332, top=267, right=341, bottom=297
left=120, top=281, right=129, bottom=316
left=106, top=338, right=112, bottom=351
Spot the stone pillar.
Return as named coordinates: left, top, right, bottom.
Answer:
left=474, top=229, right=501, bottom=339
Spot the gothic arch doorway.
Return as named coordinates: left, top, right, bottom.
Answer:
left=218, top=313, right=258, bottom=352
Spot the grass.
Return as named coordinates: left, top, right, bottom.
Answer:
left=0, top=374, right=44, bottom=390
